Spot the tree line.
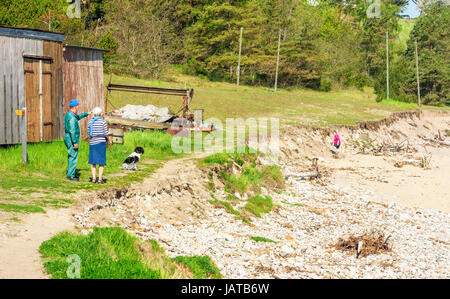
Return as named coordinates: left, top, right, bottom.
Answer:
left=0, top=0, right=448, bottom=105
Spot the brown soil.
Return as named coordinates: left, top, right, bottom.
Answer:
left=72, top=154, right=214, bottom=228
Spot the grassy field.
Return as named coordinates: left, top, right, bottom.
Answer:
left=39, top=227, right=221, bottom=279
left=105, top=67, right=447, bottom=128
left=0, top=130, right=180, bottom=219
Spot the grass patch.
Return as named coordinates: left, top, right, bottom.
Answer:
left=378, top=99, right=419, bottom=109
left=202, top=152, right=280, bottom=222
left=0, top=203, right=46, bottom=214
left=250, top=236, right=277, bottom=243
left=173, top=256, right=222, bottom=279
left=208, top=199, right=240, bottom=216
left=0, top=130, right=176, bottom=179
left=202, top=152, right=284, bottom=195
left=241, top=218, right=252, bottom=225
left=200, top=151, right=257, bottom=168
left=40, top=227, right=220, bottom=279
left=242, top=195, right=273, bottom=218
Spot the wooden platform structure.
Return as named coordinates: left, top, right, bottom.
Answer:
left=104, top=115, right=171, bottom=130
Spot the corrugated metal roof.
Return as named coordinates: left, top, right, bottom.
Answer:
left=0, top=26, right=65, bottom=42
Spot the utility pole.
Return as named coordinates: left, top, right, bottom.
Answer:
left=386, top=31, right=389, bottom=100
left=274, top=29, right=281, bottom=92
left=415, top=41, right=421, bottom=107
left=237, top=27, right=243, bottom=87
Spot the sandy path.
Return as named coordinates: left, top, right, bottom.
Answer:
left=0, top=208, right=75, bottom=278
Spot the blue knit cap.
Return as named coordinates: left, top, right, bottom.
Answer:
left=69, top=99, right=79, bottom=107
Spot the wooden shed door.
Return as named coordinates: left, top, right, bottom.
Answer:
left=24, top=58, right=52, bottom=142
left=42, top=61, right=52, bottom=141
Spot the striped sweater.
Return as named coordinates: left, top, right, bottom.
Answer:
left=88, top=118, right=108, bottom=145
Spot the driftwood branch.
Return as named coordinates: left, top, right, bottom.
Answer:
left=287, top=158, right=320, bottom=179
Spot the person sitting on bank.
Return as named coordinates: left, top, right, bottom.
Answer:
left=88, top=107, right=109, bottom=184
left=64, top=99, right=89, bottom=181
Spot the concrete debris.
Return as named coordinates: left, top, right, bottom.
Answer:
left=111, top=104, right=171, bottom=122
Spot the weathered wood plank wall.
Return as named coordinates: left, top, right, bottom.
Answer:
left=63, top=46, right=104, bottom=140
left=0, top=35, right=43, bottom=144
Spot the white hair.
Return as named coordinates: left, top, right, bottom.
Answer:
left=92, top=107, right=103, bottom=117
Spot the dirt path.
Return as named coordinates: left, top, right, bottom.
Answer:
left=0, top=208, right=74, bottom=278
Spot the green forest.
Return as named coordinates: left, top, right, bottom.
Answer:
left=0, top=0, right=448, bottom=105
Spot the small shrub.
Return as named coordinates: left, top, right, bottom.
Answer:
left=319, top=78, right=332, bottom=92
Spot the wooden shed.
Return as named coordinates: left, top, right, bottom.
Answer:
left=0, top=26, right=106, bottom=145
left=0, top=26, right=65, bottom=144
left=63, top=45, right=107, bottom=140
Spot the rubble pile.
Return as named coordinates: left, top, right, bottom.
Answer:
left=110, top=104, right=171, bottom=122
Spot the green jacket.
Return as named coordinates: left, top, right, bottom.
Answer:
left=64, top=111, right=88, bottom=147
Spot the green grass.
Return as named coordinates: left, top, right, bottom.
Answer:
left=0, top=130, right=176, bottom=178
left=39, top=227, right=221, bottom=279
left=201, top=152, right=280, bottom=222
left=222, top=164, right=283, bottom=195
left=208, top=199, right=240, bottom=215
left=106, top=70, right=447, bottom=128
left=242, top=195, right=273, bottom=218
left=201, top=152, right=284, bottom=196
left=250, top=236, right=277, bottom=243
left=378, top=99, right=421, bottom=109
left=0, top=130, right=180, bottom=215
left=0, top=203, right=46, bottom=214
left=173, top=256, right=222, bottom=279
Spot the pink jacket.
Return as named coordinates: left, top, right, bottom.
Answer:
left=334, top=134, right=341, bottom=146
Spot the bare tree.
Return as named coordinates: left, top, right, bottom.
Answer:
left=104, top=0, right=179, bottom=78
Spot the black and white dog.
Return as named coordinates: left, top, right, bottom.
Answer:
left=122, top=147, right=144, bottom=171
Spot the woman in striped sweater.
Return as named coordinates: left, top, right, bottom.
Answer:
left=88, top=107, right=109, bottom=184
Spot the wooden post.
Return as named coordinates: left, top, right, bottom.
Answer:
left=415, top=41, right=421, bottom=107
left=22, top=108, right=27, bottom=163
left=274, top=29, right=281, bottom=92
left=386, top=32, right=389, bottom=100
left=16, top=108, right=27, bottom=163
left=105, top=88, right=109, bottom=113
left=105, top=74, right=112, bottom=113
left=237, top=27, right=243, bottom=87
left=39, top=60, right=43, bottom=141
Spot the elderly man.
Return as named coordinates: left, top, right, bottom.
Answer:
left=64, top=99, right=89, bottom=181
